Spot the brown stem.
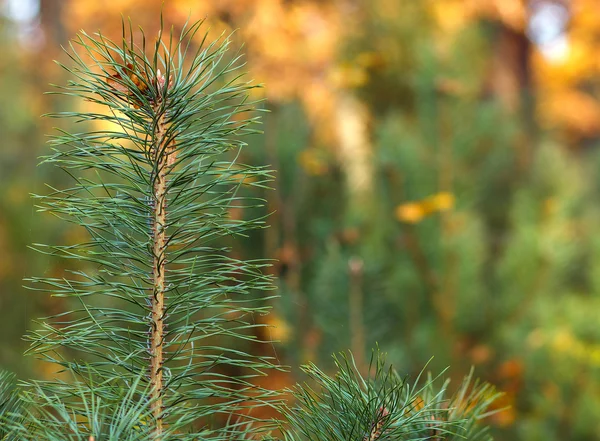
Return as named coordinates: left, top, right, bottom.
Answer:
left=149, top=107, right=176, bottom=438
left=363, top=407, right=390, bottom=441
left=348, top=256, right=366, bottom=374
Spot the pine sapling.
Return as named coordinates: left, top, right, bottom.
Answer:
left=22, top=17, right=278, bottom=441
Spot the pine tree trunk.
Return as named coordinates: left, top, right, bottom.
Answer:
left=149, top=107, right=176, bottom=437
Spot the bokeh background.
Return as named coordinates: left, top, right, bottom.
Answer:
left=2, top=0, right=600, bottom=439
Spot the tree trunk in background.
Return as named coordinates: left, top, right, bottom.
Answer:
left=40, top=0, right=66, bottom=47
left=37, top=0, right=67, bottom=119
left=336, top=93, right=374, bottom=224
left=335, top=92, right=373, bottom=373
left=488, top=22, right=535, bottom=170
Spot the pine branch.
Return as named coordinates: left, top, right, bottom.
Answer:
left=279, top=350, right=501, bottom=441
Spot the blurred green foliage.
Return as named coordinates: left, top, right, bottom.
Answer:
left=3, top=1, right=600, bottom=440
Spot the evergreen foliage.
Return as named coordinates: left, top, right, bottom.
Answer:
left=280, top=352, right=500, bottom=441
left=4, top=3, right=600, bottom=440
left=0, top=372, right=23, bottom=440
left=22, top=18, right=277, bottom=440
left=7, top=15, right=500, bottom=441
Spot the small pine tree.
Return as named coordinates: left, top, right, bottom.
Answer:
left=21, top=18, right=278, bottom=441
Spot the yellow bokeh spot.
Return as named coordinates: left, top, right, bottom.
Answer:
left=426, top=192, right=455, bottom=211
left=265, top=315, right=291, bottom=343
left=552, top=328, right=575, bottom=353
left=395, top=192, right=455, bottom=224
left=395, top=202, right=427, bottom=224
left=431, top=0, right=471, bottom=35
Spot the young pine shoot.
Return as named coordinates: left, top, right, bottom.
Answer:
left=24, top=18, right=277, bottom=441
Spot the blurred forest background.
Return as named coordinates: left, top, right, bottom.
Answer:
left=2, top=0, right=600, bottom=439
